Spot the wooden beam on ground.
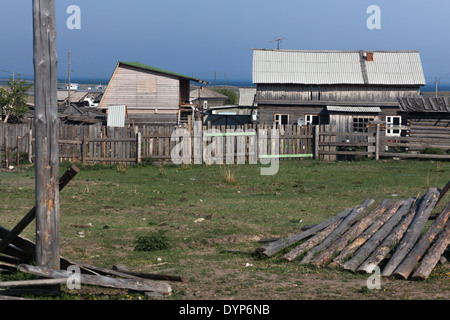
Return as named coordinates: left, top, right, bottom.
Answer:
left=18, top=264, right=172, bottom=295
left=310, top=199, right=392, bottom=267
left=393, top=202, right=450, bottom=279
left=300, top=199, right=375, bottom=265
left=381, top=188, right=440, bottom=277
left=342, top=197, right=416, bottom=272
left=256, top=202, right=367, bottom=257
left=436, top=180, right=450, bottom=207
left=411, top=221, right=450, bottom=280
left=111, top=264, right=183, bottom=282
left=0, top=165, right=79, bottom=255
left=330, top=199, right=404, bottom=268
left=356, top=202, right=417, bottom=274
left=0, top=278, right=68, bottom=288
left=282, top=218, right=343, bottom=262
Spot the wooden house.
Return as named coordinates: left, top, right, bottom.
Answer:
left=398, top=96, right=450, bottom=147
left=252, top=49, right=426, bottom=132
left=98, top=61, right=208, bottom=126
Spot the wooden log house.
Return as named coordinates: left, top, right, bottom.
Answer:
left=252, top=49, right=426, bottom=134
left=97, top=61, right=208, bottom=126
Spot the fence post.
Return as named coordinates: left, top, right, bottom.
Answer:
left=375, top=124, right=380, bottom=161
left=4, top=135, right=8, bottom=168
left=16, top=136, right=21, bottom=166
left=314, top=125, right=319, bottom=160
left=136, top=132, right=141, bottom=163
left=28, top=129, right=33, bottom=164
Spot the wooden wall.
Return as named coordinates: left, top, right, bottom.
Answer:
left=257, top=105, right=325, bottom=125
left=256, top=84, right=420, bottom=103
left=99, top=64, right=180, bottom=111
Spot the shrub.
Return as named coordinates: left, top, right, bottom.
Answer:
left=134, top=231, right=170, bottom=252
left=420, top=147, right=447, bottom=155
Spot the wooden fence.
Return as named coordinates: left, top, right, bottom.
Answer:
left=1, top=122, right=449, bottom=167
left=318, top=123, right=450, bottom=161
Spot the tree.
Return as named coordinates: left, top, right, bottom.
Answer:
left=215, top=88, right=238, bottom=105
left=0, top=76, right=32, bottom=123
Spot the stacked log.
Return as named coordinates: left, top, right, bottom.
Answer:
left=256, top=183, right=450, bottom=281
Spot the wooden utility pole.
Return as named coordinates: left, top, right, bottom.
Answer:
left=68, top=50, right=71, bottom=115
left=32, top=0, right=60, bottom=270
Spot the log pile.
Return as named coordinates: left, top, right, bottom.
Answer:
left=256, top=183, right=450, bottom=281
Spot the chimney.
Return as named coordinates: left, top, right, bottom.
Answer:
left=366, top=52, right=374, bottom=62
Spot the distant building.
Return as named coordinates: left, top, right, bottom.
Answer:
left=238, top=87, right=257, bottom=107
left=252, top=49, right=426, bottom=131
left=98, top=61, right=208, bottom=126
left=190, top=86, right=228, bottom=108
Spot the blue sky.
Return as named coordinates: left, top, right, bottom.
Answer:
left=1, top=0, right=450, bottom=86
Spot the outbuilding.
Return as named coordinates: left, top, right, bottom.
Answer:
left=98, top=61, right=208, bottom=126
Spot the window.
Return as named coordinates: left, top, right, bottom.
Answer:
left=305, top=114, right=319, bottom=125
left=386, top=116, right=402, bottom=136
left=353, top=117, right=374, bottom=133
left=274, top=114, right=289, bottom=126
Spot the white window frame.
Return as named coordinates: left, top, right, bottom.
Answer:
left=305, top=114, right=319, bottom=125
left=274, top=113, right=289, bottom=126
left=386, top=116, right=402, bottom=137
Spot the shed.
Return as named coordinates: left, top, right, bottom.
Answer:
left=398, top=96, right=450, bottom=141
left=98, top=61, right=208, bottom=126
left=252, top=49, right=426, bottom=130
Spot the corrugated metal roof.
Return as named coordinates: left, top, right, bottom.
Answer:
left=107, top=105, right=127, bottom=127
left=327, top=106, right=382, bottom=113
left=252, top=49, right=425, bottom=86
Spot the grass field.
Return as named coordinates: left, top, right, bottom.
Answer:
left=0, top=158, right=449, bottom=300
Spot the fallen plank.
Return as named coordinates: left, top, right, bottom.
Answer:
left=311, top=199, right=391, bottom=267
left=0, top=227, right=98, bottom=276
left=0, top=226, right=35, bottom=254
left=281, top=219, right=343, bottom=262
left=18, top=264, right=172, bottom=295
left=299, top=199, right=375, bottom=265
left=356, top=203, right=417, bottom=274
left=411, top=220, right=450, bottom=280
left=381, top=188, right=440, bottom=277
left=330, top=199, right=404, bottom=268
left=2, top=245, right=33, bottom=262
left=393, top=202, right=450, bottom=279
left=0, top=278, right=68, bottom=288
left=255, top=203, right=362, bottom=256
left=112, top=264, right=183, bottom=282
left=436, top=180, right=450, bottom=207
left=342, top=197, right=416, bottom=272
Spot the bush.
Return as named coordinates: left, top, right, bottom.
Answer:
left=134, top=231, right=170, bottom=252
left=420, top=147, right=447, bottom=155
